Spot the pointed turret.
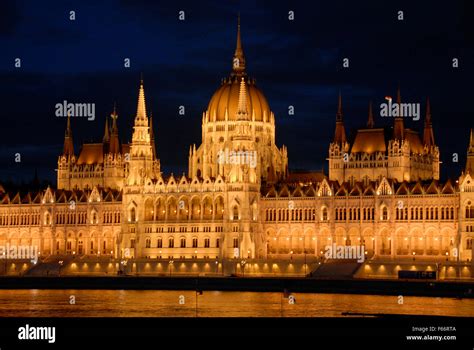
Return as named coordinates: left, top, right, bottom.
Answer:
left=367, top=101, right=374, bottom=128
left=469, top=129, right=474, bottom=153
left=333, top=91, right=347, bottom=144
left=466, top=128, right=474, bottom=174
left=231, top=14, right=246, bottom=76
left=236, top=77, right=249, bottom=120
left=149, top=113, right=157, bottom=159
left=423, top=97, right=435, bottom=147
left=232, top=78, right=252, bottom=141
left=103, top=114, right=110, bottom=143
left=109, top=104, right=120, bottom=154
left=135, top=78, right=148, bottom=125
left=393, top=86, right=405, bottom=139
left=63, top=113, right=74, bottom=157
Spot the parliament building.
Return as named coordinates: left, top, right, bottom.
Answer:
left=1, top=22, right=474, bottom=265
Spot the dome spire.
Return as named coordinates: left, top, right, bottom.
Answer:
left=232, top=14, right=246, bottom=75
left=236, top=77, right=249, bottom=120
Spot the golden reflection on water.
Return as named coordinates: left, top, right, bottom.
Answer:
left=0, top=290, right=472, bottom=317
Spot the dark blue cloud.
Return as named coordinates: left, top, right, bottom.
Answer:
left=0, top=0, right=473, bottom=182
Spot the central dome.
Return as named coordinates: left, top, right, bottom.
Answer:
left=207, top=76, right=270, bottom=122
left=206, top=16, right=271, bottom=122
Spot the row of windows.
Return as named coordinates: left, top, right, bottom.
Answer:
left=144, top=237, right=221, bottom=249
left=396, top=207, right=455, bottom=221
left=0, top=211, right=121, bottom=226
left=335, top=208, right=375, bottom=221
left=56, top=240, right=109, bottom=255
left=141, top=237, right=241, bottom=249
left=265, top=209, right=316, bottom=222
left=0, top=213, right=40, bottom=226
left=143, top=226, right=223, bottom=234
left=265, top=206, right=459, bottom=222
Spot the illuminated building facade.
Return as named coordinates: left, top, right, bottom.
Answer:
left=0, top=22, right=473, bottom=264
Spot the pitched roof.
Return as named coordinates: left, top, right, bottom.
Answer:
left=351, top=128, right=386, bottom=153
left=77, top=143, right=104, bottom=165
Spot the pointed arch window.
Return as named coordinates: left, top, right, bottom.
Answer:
left=232, top=206, right=239, bottom=220
left=130, top=207, right=136, bottom=222
left=321, top=207, right=328, bottom=221
left=380, top=206, right=388, bottom=221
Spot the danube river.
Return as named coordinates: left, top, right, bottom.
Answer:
left=0, top=290, right=473, bottom=317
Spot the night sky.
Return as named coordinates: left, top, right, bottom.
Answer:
left=1, top=0, right=473, bottom=184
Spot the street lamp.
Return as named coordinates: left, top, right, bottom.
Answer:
left=58, top=260, right=64, bottom=277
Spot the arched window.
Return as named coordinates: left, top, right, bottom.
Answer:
left=145, top=237, right=151, bottom=248
left=45, top=212, right=51, bottom=225
left=168, top=237, right=174, bottom=248
left=381, top=206, right=388, bottom=221
left=232, top=206, right=239, bottom=220
left=466, top=202, right=474, bottom=219
left=467, top=238, right=473, bottom=250
left=157, top=238, right=162, bottom=248
left=192, top=238, right=198, bottom=248
left=180, top=237, right=186, bottom=248
left=130, top=207, right=136, bottom=222
left=321, top=207, right=328, bottom=221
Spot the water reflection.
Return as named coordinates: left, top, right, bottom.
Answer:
left=0, top=290, right=472, bottom=317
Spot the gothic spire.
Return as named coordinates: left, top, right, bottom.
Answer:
left=333, top=91, right=347, bottom=144
left=236, top=77, right=249, bottom=119
left=63, top=113, right=74, bottom=157
left=466, top=129, right=474, bottom=174
left=109, top=105, right=120, bottom=154
left=232, top=14, right=246, bottom=75
left=103, top=114, right=110, bottom=143
left=423, top=97, right=435, bottom=147
left=367, top=101, right=374, bottom=128
left=149, top=112, right=157, bottom=159
left=336, top=90, right=343, bottom=122
left=393, top=86, right=405, bottom=140
left=135, top=78, right=147, bottom=125
left=470, top=129, right=474, bottom=152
